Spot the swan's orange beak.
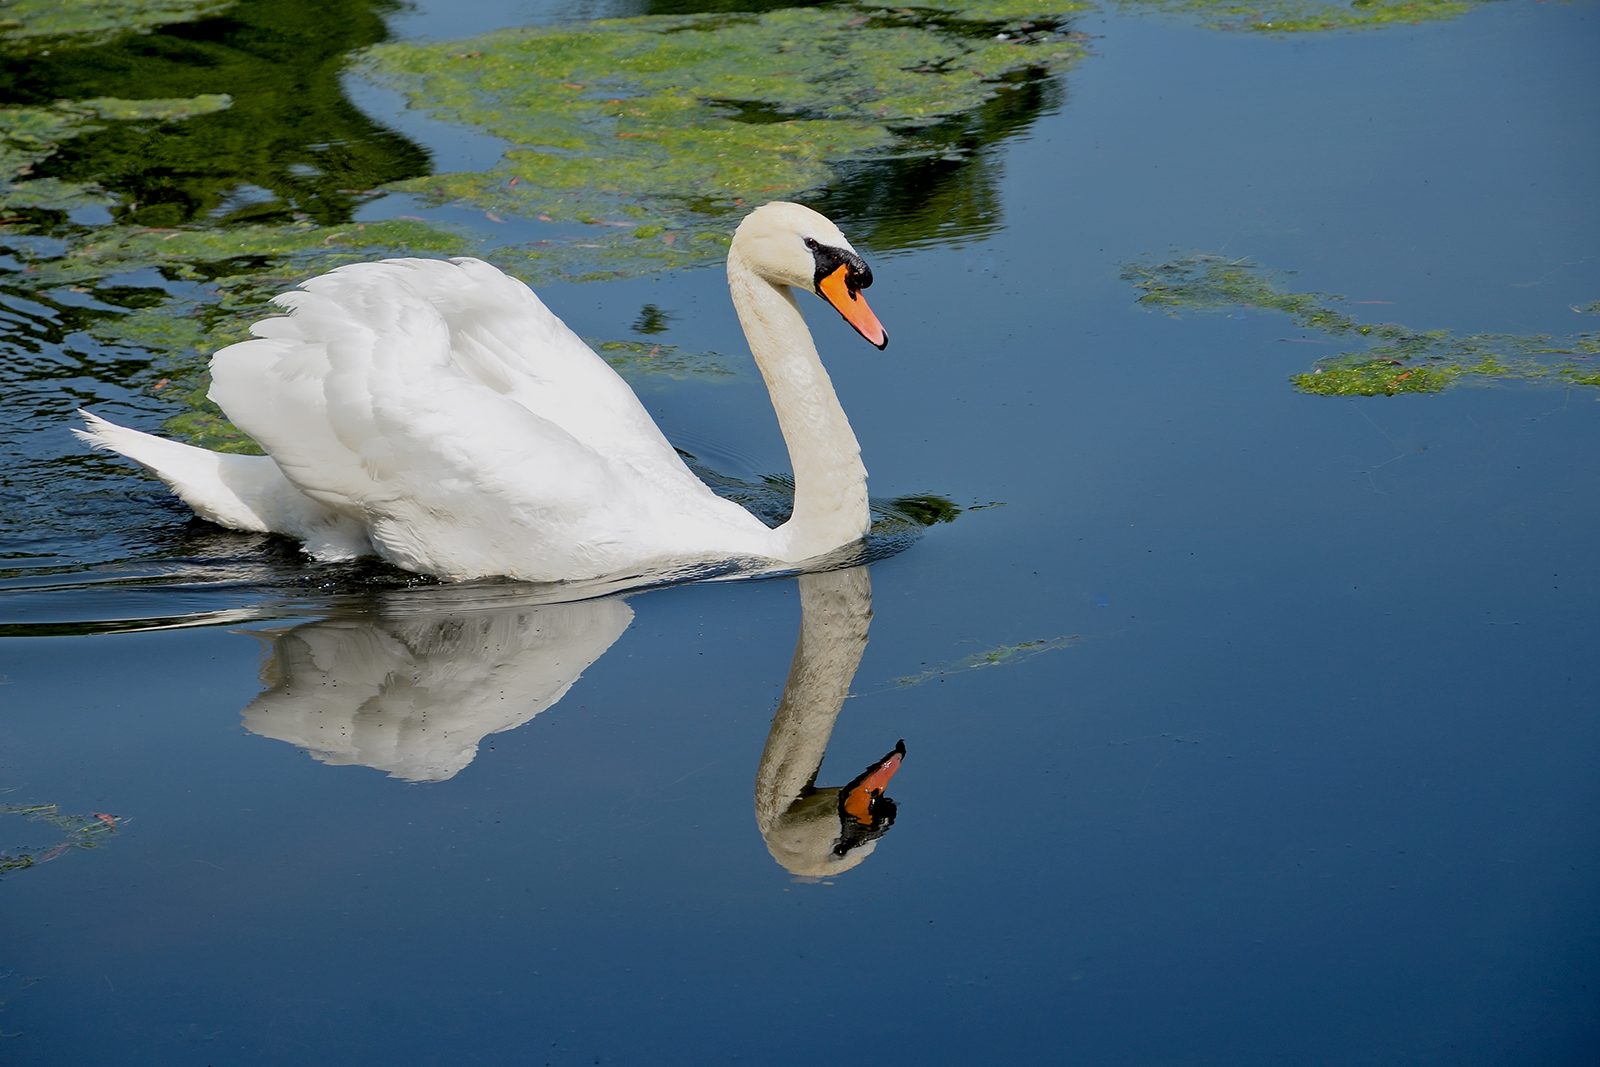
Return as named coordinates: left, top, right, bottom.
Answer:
left=819, top=264, right=888, bottom=350
left=842, top=741, right=905, bottom=825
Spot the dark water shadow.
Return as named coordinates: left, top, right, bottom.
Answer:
left=806, top=60, right=1068, bottom=252
left=1, top=0, right=431, bottom=230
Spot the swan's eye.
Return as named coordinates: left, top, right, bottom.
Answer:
left=803, top=237, right=820, bottom=250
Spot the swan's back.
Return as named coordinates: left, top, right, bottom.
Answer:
left=210, top=258, right=771, bottom=580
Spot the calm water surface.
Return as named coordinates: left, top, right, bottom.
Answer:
left=2, top=2, right=1598, bottom=1063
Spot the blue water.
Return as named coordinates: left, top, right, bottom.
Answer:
left=2, top=2, right=1598, bottom=1063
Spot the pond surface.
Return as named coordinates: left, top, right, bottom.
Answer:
left=2, top=1, right=1598, bottom=1063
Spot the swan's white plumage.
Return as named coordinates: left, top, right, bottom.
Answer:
left=75, top=202, right=876, bottom=582
left=207, top=256, right=772, bottom=579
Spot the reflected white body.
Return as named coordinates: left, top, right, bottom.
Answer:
left=75, top=203, right=872, bottom=582
left=237, top=567, right=894, bottom=874
left=244, top=596, right=633, bottom=783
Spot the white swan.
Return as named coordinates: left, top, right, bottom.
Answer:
left=75, top=202, right=888, bottom=582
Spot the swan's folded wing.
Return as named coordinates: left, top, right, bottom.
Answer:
left=354, top=258, right=692, bottom=480
left=210, top=260, right=633, bottom=578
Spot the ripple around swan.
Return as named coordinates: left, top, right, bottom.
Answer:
left=0, top=470, right=960, bottom=636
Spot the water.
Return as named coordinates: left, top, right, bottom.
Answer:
left=2, top=1, right=1598, bottom=1063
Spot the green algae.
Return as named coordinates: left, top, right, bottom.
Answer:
left=891, top=634, right=1076, bottom=687
left=1123, top=253, right=1600, bottom=397
left=359, top=2, right=1090, bottom=273
left=1112, top=0, right=1495, bottom=34
left=0, top=802, right=119, bottom=876
left=0, top=0, right=1093, bottom=458
left=589, top=338, right=739, bottom=381
left=6, top=0, right=1492, bottom=477
left=40, top=217, right=462, bottom=283
left=0, top=0, right=236, bottom=48
left=885, top=493, right=963, bottom=526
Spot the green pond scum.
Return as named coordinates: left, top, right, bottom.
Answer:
left=588, top=338, right=740, bottom=381
left=359, top=0, right=1093, bottom=273
left=1114, top=0, right=1497, bottom=34
left=1123, top=254, right=1600, bottom=397
left=0, top=802, right=120, bottom=876
left=891, top=634, right=1077, bottom=688
left=0, top=0, right=237, bottom=49
left=0, top=0, right=1516, bottom=455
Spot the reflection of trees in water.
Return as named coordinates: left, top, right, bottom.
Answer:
left=0, top=0, right=1059, bottom=571
left=631, top=0, right=1069, bottom=251
left=4, top=0, right=1069, bottom=247
left=809, top=68, right=1066, bottom=251
left=3, top=0, right=430, bottom=228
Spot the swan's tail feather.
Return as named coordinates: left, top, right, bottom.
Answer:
left=73, top=411, right=373, bottom=561
left=74, top=410, right=271, bottom=532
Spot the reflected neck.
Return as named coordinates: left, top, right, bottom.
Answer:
left=754, top=567, right=873, bottom=832
left=728, top=246, right=869, bottom=561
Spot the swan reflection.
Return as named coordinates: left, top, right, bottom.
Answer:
left=243, top=589, right=633, bottom=783
left=754, top=566, right=903, bottom=877
left=239, top=567, right=903, bottom=872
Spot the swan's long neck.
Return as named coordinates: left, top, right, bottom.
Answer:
left=728, top=246, right=869, bottom=561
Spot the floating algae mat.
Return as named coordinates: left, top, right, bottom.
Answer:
left=0, top=0, right=1094, bottom=467
left=0, top=0, right=237, bottom=48
left=0, top=0, right=1530, bottom=555
left=889, top=634, right=1077, bottom=689
left=1110, top=0, right=1495, bottom=34
left=0, top=803, right=120, bottom=877
left=359, top=0, right=1093, bottom=275
left=1124, top=254, right=1600, bottom=397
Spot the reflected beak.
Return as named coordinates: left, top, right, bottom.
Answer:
left=842, top=740, right=906, bottom=825
left=818, top=264, right=888, bottom=350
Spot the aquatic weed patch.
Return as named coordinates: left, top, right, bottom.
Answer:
left=0, top=0, right=1091, bottom=473
left=890, top=634, right=1076, bottom=687
left=359, top=1, right=1091, bottom=273
left=0, top=802, right=120, bottom=876
left=0, top=0, right=237, bottom=48
left=1112, top=0, right=1494, bottom=33
left=1123, top=254, right=1600, bottom=396
left=588, top=338, right=740, bottom=382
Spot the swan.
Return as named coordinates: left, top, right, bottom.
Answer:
left=75, top=201, right=889, bottom=582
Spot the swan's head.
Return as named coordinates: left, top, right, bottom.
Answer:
left=732, top=201, right=888, bottom=350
